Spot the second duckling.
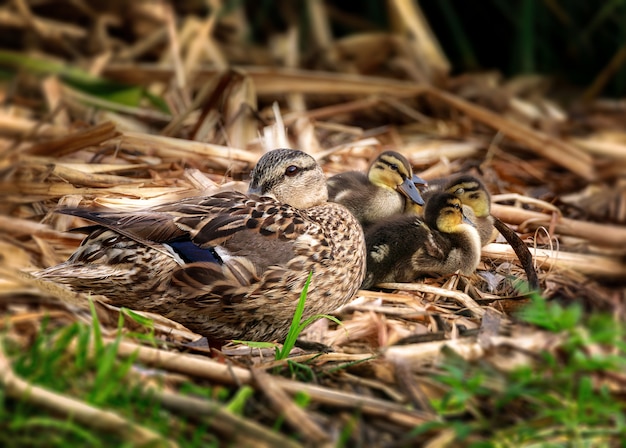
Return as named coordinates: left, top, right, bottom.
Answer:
left=407, top=174, right=495, bottom=246
left=362, top=192, right=481, bottom=289
left=328, top=151, right=425, bottom=227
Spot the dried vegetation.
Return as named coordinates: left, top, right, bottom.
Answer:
left=1, top=1, right=625, bottom=446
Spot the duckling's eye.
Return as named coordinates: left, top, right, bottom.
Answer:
left=285, top=165, right=300, bottom=177
left=389, top=164, right=399, bottom=171
left=454, top=188, right=465, bottom=195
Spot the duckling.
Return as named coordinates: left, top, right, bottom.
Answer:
left=406, top=174, right=495, bottom=246
left=362, top=192, right=481, bottom=289
left=441, top=175, right=495, bottom=246
left=327, top=151, right=425, bottom=227
left=36, top=149, right=366, bottom=344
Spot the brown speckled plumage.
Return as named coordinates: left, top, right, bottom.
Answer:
left=37, top=149, right=366, bottom=343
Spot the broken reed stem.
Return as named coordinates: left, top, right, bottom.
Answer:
left=120, top=131, right=258, bottom=163
left=0, top=339, right=173, bottom=447
left=24, top=121, right=119, bottom=157
left=103, top=64, right=431, bottom=96
left=491, top=203, right=626, bottom=247
left=482, top=243, right=626, bottom=279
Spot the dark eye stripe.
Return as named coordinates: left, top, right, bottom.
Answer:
left=453, top=182, right=480, bottom=192
left=379, top=159, right=408, bottom=177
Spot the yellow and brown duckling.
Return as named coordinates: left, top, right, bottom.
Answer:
left=362, top=192, right=482, bottom=289
left=443, top=175, right=495, bottom=246
left=327, top=151, right=426, bottom=227
left=37, top=149, right=366, bottom=344
left=407, top=174, right=495, bottom=246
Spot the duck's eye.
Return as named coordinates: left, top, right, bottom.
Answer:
left=454, top=188, right=465, bottom=195
left=285, top=165, right=300, bottom=177
left=389, top=164, right=399, bottom=171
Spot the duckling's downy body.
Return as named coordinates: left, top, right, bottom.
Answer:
left=327, top=151, right=425, bottom=227
left=37, top=149, right=366, bottom=343
left=362, top=193, right=481, bottom=289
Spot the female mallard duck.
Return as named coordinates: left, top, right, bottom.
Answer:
left=406, top=174, right=495, bottom=246
left=327, top=151, right=426, bottom=227
left=362, top=192, right=481, bottom=289
left=37, top=149, right=366, bottom=344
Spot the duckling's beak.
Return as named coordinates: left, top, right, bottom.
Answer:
left=398, top=178, right=425, bottom=206
left=462, top=214, right=477, bottom=228
left=412, top=174, right=428, bottom=189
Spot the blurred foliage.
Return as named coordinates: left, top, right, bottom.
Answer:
left=421, top=0, right=626, bottom=94
left=246, top=0, right=626, bottom=96
left=1, top=1, right=624, bottom=95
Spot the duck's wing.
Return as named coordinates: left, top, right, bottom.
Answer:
left=59, top=207, right=187, bottom=244
left=60, top=192, right=308, bottom=249
left=58, top=191, right=321, bottom=301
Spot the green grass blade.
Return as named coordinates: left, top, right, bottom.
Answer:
left=276, top=271, right=313, bottom=360
left=74, top=324, right=91, bottom=370
left=231, top=340, right=278, bottom=350
left=88, top=299, right=104, bottom=356
left=225, top=385, right=254, bottom=415
left=297, top=313, right=342, bottom=335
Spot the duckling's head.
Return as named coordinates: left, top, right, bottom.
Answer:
left=248, top=148, right=328, bottom=209
left=368, top=151, right=424, bottom=206
left=445, top=175, right=491, bottom=218
left=425, top=193, right=475, bottom=233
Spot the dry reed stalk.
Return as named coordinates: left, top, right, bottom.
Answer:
left=23, top=122, right=119, bottom=157
left=0, top=113, right=77, bottom=140
left=0, top=216, right=84, bottom=242
left=256, top=352, right=374, bottom=371
left=103, top=65, right=431, bottom=96
left=3, top=182, right=192, bottom=199
left=491, top=204, right=626, bottom=246
left=569, top=135, right=626, bottom=160
left=251, top=369, right=330, bottom=444
left=120, top=131, right=258, bottom=163
left=377, top=282, right=486, bottom=317
left=149, top=388, right=302, bottom=448
left=389, top=0, right=450, bottom=76
left=482, top=243, right=626, bottom=278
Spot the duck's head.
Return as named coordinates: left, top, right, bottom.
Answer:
left=445, top=175, right=491, bottom=218
left=368, top=151, right=424, bottom=206
left=425, top=193, right=476, bottom=233
left=248, top=148, right=328, bottom=209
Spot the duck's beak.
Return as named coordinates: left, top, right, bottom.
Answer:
left=398, top=178, right=425, bottom=206
left=411, top=174, right=428, bottom=189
